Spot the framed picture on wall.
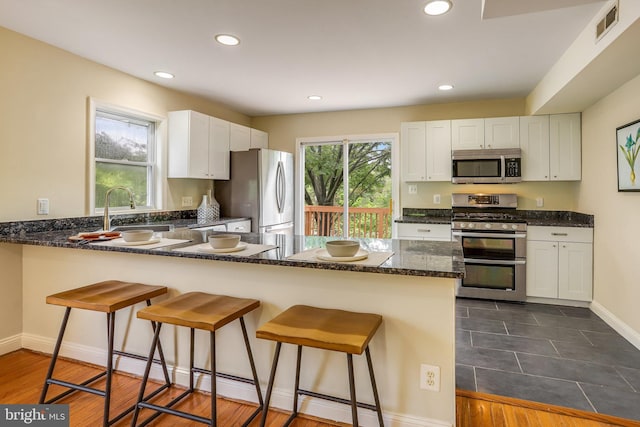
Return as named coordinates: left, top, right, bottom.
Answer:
left=617, top=118, right=640, bottom=191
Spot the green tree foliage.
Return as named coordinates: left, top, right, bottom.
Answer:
left=95, top=131, right=149, bottom=208
left=304, top=142, right=391, bottom=207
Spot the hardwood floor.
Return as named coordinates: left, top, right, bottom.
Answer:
left=1, top=350, right=638, bottom=426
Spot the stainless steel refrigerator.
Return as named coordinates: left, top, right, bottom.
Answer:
left=215, top=149, right=294, bottom=235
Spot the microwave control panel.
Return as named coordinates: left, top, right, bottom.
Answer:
left=505, top=158, right=521, bottom=177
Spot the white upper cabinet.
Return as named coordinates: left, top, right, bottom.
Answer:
left=208, top=117, right=230, bottom=180
left=451, top=119, right=484, bottom=150
left=401, top=120, right=451, bottom=182
left=168, top=110, right=230, bottom=180
left=426, top=120, right=452, bottom=181
left=520, top=115, right=550, bottom=181
left=250, top=128, right=269, bottom=149
left=484, top=117, right=520, bottom=149
left=550, top=113, right=581, bottom=181
left=230, top=123, right=251, bottom=151
left=400, top=122, right=427, bottom=181
left=520, top=113, right=581, bottom=181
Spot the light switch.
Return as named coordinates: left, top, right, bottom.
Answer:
left=37, top=198, right=49, bottom=215
left=433, top=194, right=441, bottom=204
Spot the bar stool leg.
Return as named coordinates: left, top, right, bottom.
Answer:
left=190, top=328, right=195, bottom=392
left=210, top=330, right=217, bottom=427
left=239, top=317, right=263, bottom=426
left=131, top=322, right=163, bottom=427
left=39, top=307, right=72, bottom=404
left=259, top=342, right=282, bottom=427
left=365, top=347, right=384, bottom=426
left=347, top=354, right=359, bottom=427
left=283, top=345, right=302, bottom=427
left=145, top=299, right=171, bottom=385
left=103, top=312, right=116, bottom=427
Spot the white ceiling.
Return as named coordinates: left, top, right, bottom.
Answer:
left=0, top=0, right=607, bottom=117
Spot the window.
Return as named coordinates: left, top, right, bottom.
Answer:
left=89, top=100, right=163, bottom=213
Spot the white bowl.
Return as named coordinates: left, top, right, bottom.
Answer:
left=209, top=234, right=241, bottom=249
left=121, top=229, right=154, bottom=242
left=325, top=240, right=360, bottom=257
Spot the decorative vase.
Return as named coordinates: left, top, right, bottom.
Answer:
left=197, top=195, right=214, bottom=224
left=210, top=193, right=220, bottom=220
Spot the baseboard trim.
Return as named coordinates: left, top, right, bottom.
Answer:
left=0, top=334, right=22, bottom=356
left=20, top=334, right=450, bottom=427
left=590, top=300, right=640, bottom=351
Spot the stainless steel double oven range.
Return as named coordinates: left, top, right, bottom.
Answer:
left=451, top=193, right=527, bottom=302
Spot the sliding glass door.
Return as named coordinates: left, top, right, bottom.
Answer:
left=300, top=136, right=393, bottom=238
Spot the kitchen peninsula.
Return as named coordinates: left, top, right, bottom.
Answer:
left=0, top=219, right=463, bottom=427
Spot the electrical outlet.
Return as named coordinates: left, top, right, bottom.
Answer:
left=408, top=184, right=417, bottom=195
left=420, top=364, right=440, bottom=391
left=433, top=194, right=441, bottom=204
left=37, top=198, right=49, bottom=215
left=536, top=197, right=544, bottom=207
left=182, top=196, right=193, bottom=207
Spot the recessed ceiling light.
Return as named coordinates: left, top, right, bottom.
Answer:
left=215, top=34, right=240, bottom=46
left=308, top=95, right=322, bottom=100
left=154, top=71, right=174, bottom=79
left=424, top=0, right=452, bottom=16
left=438, top=84, right=454, bottom=91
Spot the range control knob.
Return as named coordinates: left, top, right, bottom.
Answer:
left=511, top=224, right=519, bottom=230
left=468, top=223, right=475, bottom=229
left=502, top=224, right=508, bottom=230
left=485, top=223, right=492, bottom=229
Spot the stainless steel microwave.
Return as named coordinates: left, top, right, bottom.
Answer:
left=451, top=148, right=522, bottom=184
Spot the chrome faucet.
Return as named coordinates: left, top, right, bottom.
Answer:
left=103, top=186, right=136, bottom=231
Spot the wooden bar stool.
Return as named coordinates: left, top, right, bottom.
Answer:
left=39, top=280, right=171, bottom=427
left=131, top=291, right=263, bottom=427
left=256, top=305, right=384, bottom=427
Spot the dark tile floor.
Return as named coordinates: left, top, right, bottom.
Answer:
left=455, top=298, right=640, bottom=421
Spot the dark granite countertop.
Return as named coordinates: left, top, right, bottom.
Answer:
left=0, top=215, right=464, bottom=279
left=395, top=208, right=594, bottom=228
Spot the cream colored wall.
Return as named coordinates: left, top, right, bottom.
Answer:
left=253, top=98, right=582, bottom=211
left=0, top=244, right=22, bottom=341
left=578, top=72, right=640, bottom=336
left=22, top=245, right=457, bottom=426
left=0, top=26, right=250, bottom=222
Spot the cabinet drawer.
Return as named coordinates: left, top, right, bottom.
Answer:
left=397, top=223, right=451, bottom=241
left=227, top=220, right=251, bottom=233
left=527, top=226, right=592, bottom=243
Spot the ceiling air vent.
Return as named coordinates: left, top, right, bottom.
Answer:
left=596, top=1, right=619, bottom=42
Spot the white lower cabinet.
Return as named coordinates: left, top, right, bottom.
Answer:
left=526, top=226, right=593, bottom=301
left=397, top=223, right=451, bottom=241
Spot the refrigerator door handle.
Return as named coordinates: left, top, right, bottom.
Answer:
left=276, top=160, right=285, bottom=213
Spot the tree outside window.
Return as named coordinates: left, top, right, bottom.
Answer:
left=94, top=110, right=156, bottom=210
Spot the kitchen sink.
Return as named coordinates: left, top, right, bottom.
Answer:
left=111, top=224, right=175, bottom=232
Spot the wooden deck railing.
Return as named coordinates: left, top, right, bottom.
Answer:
left=304, top=205, right=392, bottom=238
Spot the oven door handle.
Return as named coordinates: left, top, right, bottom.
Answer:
left=452, top=231, right=526, bottom=239
left=464, top=258, right=526, bottom=266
